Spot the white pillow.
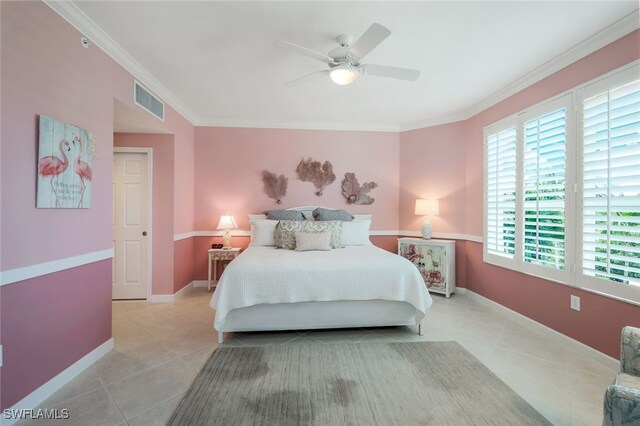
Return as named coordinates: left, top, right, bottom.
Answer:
left=341, top=220, right=372, bottom=246
left=295, top=231, right=332, bottom=251
left=250, top=219, right=279, bottom=246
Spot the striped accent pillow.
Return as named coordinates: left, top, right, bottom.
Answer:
left=294, top=231, right=332, bottom=252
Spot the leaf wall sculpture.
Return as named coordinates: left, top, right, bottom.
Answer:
left=342, top=172, right=378, bottom=205
left=296, top=157, right=336, bottom=196
left=262, top=170, right=288, bottom=204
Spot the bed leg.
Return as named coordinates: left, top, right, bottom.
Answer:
left=418, top=321, right=424, bottom=336
left=218, top=332, right=224, bottom=344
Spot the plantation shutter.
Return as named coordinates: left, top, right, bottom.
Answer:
left=486, top=126, right=517, bottom=259
left=582, top=77, right=640, bottom=287
left=522, top=108, right=567, bottom=270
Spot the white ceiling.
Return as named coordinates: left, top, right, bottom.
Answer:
left=74, top=1, right=638, bottom=131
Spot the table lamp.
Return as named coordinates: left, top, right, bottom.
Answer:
left=216, top=215, right=238, bottom=249
left=415, top=199, right=439, bottom=239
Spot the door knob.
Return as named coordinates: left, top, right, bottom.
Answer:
left=142, top=231, right=147, bottom=236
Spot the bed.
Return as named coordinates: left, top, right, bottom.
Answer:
left=209, top=207, right=433, bottom=343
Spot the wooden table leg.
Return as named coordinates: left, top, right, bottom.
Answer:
left=213, top=259, right=218, bottom=289
left=208, top=254, right=212, bottom=291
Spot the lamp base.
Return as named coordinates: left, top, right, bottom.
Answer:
left=222, top=230, right=232, bottom=249
left=421, top=218, right=433, bottom=239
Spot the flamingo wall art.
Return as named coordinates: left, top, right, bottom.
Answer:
left=37, top=115, right=94, bottom=208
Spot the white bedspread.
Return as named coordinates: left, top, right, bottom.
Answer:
left=210, top=245, right=433, bottom=331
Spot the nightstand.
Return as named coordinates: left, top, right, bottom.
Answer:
left=398, top=238, right=456, bottom=298
left=208, top=248, right=241, bottom=291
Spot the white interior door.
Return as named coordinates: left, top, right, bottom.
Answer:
left=113, top=152, right=149, bottom=300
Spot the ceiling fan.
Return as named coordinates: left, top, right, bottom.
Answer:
left=274, top=23, right=420, bottom=87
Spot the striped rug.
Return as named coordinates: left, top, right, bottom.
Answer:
left=170, top=341, right=550, bottom=425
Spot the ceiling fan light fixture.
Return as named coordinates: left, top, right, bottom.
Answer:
left=329, top=66, right=357, bottom=85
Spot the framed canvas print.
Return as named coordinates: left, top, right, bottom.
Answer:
left=37, top=115, right=94, bottom=208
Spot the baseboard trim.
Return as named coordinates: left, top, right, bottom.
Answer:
left=148, top=281, right=196, bottom=303
left=148, top=294, right=174, bottom=303
left=193, top=280, right=209, bottom=288
left=3, top=338, right=114, bottom=425
left=463, top=290, right=618, bottom=370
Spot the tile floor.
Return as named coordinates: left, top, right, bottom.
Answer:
left=21, top=288, right=615, bottom=425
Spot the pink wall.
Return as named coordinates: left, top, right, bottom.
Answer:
left=462, top=30, right=640, bottom=357
left=1, top=2, right=119, bottom=410
left=114, top=133, right=175, bottom=295
left=172, top=122, right=196, bottom=235
left=397, top=123, right=468, bottom=288
left=1, top=260, right=112, bottom=409
left=399, top=122, right=467, bottom=234
left=0, top=2, right=195, bottom=409
left=0, top=1, right=195, bottom=275
left=194, top=127, right=400, bottom=232
left=1, top=4, right=114, bottom=270
left=174, top=238, right=195, bottom=293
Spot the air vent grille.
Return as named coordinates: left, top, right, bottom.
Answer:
left=134, top=81, right=164, bottom=121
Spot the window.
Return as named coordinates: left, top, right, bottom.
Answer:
left=485, top=124, right=517, bottom=264
left=579, top=67, right=640, bottom=302
left=484, top=62, right=640, bottom=304
left=484, top=95, right=573, bottom=284
left=522, top=106, right=568, bottom=271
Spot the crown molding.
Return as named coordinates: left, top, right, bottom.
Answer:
left=400, top=9, right=639, bottom=132
left=194, top=118, right=400, bottom=133
left=43, top=0, right=199, bottom=125
left=45, top=2, right=637, bottom=133
left=458, top=9, right=639, bottom=123
left=398, top=112, right=468, bottom=132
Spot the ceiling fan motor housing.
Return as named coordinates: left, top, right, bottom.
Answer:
left=328, top=45, right=359, bottom=68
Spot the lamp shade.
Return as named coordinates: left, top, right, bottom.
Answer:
left=415, top=199, right=439, bottom=216
left=216, top=215, right=238, bottom=230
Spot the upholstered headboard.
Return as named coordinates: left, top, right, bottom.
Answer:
left=249, top=206, right=371, bottom=222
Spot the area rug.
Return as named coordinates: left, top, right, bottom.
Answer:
left=170, top=341, right=551, bottom=425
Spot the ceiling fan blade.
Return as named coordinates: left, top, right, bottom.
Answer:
left=349, top=23, right=391, bottom=60
left=274, top=40, right=336, bottom=64
left=362, top=64, right=420, bottom=81
left=283, top=70, right=328, bottom=87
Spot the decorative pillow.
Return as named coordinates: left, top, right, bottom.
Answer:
left=275, top=220, right=343, bottom=250
left=302, top=211, right=315, bottom=221
left=313, top=207, right=354, bottom=221
left=341, top=220, right=373, bottom=246
left=249, top=219, right=279, bottom=246
left=264, top=210, right=305, bottom=221
left=294, top=231, right=332, bottom=251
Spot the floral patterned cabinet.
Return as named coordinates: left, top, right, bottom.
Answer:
left=398, top=238, right=456, bottom=298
